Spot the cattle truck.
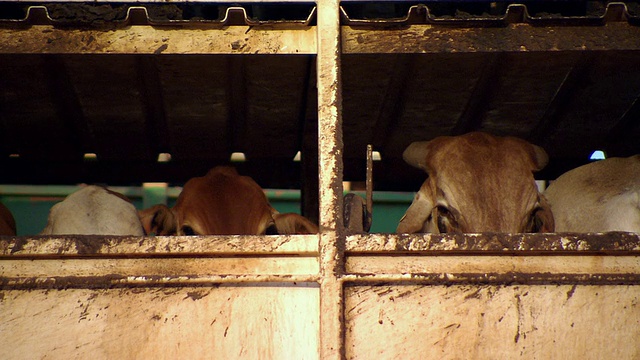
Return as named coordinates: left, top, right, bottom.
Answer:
left=0, top=1, right=639, bottom=358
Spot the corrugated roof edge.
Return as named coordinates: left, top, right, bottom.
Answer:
left=0, top=3, right=317, bottom=27
left=341, top=2, right=639, bottom=26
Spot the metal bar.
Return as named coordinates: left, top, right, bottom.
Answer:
left=0, top=26, right=317, bottom=55
left=342, top=23, right=640, bottom=54
left=346, top=255, right=640, bottom=276
left=1, top=235, right=319, bottom=256
left=1, top=274, right=321, bottom=290
left=317, top=0, right=345, bottom=357
left=365, top=144, right=373, bottom=232
left=342, top=273, right=640, bottom=285
left=346, top=233, right=640, bottom=253
left=3, top=0, right=316, bottom=3
left=340, top=3, right=636, bottom=25
left=1, top=256, right=318, bottom=278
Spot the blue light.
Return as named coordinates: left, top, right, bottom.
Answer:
left=590, top=150, right=606, bottom=160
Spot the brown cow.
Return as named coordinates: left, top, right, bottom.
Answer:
left=397, top=132, right=554, bottom=233
left=139, top=166, right=318, bottom=236
left=0, top=201, right=17, bottom=236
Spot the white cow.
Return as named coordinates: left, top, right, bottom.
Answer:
left=40, top=185, right=144, bottom=235
left=543, top=155, right=640, bottom=233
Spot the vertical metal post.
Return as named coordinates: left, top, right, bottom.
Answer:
left=365, top=145, right=373, bottom=232
left=317, top=0, right=345, bottom=358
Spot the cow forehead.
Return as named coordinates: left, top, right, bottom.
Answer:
left=427, top=135, right=533, bottom=171
left=174, top=169, right=275, bottom=235
left=178, top=171, right=270, bottom=206
left=427, top=146, right=541, bottom=231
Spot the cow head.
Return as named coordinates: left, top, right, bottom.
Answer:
left=139, top=166, right=318, bottom=236
left=397, top=132, right=554, bottom=234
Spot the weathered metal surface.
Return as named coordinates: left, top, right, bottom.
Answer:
left=1, top=234, right=318, bottom=255
left=346, top=255, right=640, bottom=278
left=343, top=273, right=640, bottom=286
left=2, top=256, right=317, bottom=278
left=0, top=235, right=320, bottom=290
left=340, top=3, right=639, bottom=27
left=343, top=23, right=640, bottom=54
left=345, top=284, right=640, bottom=359
left=0, top=285, right=320, bottom=359
left=317, top=0, right=345, bottom=358
left=346, top=232, right=640, bottom=252
left=2, top=5, right=316, bottom=27
left=0, top=26, right=317, bottom=54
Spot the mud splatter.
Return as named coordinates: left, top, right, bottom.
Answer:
left=185, top=290, right=209, bottom=301
left=566, top=285, right=577, bottom=301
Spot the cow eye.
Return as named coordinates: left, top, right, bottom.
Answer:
left=182, top=225, right=197, bottom=236
left=436, top=206, right=456, bottom=233
left=265, top=223, right=278, bottom=235
left=527, top=208, right=543, bottom=233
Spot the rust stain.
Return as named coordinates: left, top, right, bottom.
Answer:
left=566, top=285, right=578, bottom=301
left=444, top=323, right=461, bottom=330
left=395, top=290, right=413, bottom=299
left=376, top=288, right=392, bottom=297
left=74, top=237, right=106, bottom=255
left=154, top=43, right=168, bottom=54
left=514, top=294, right=522, bottom=343
left=9, top=238, right=27, bottom=254
left=464, top=288, right=483, bottom=300
left=230, top=40, right=245, bottom=51
left=185, top=290, right=209, bottom=301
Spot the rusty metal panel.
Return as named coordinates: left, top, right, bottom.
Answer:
left=0, top=26, right=317, bottom=54
left=1, top=285, right=320, bottom=359
left=0, top=236, right=320, bottom=358
left=342, top=233, right=640, bottom=359
left=345, top=284, right=640, bottom=359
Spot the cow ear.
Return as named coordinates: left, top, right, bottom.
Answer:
left=138, top=204, right=177, bottom=236
left=402, top=141, right=433, bottom=172
left=528, top=144, right=549, bottom=172
left=532, top=195, right=555, bottom=233
left=397, top=180, right=435, bottom=233
left=273, top=213, right=319, bottom=234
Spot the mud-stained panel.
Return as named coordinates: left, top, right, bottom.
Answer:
left=345, top=284, right=640, bottom=359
